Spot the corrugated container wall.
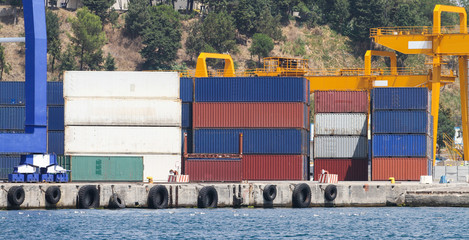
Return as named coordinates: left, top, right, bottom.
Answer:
left=372, top=88, right=430, bottom=110
left=0, top=82, right=24, bottom=105
left=314, top=91, right=368, bottom=113
left=70, top=156, right=143, bottom=182
left=48, top=106, right=64, bottom=131
left=48, top=131, right=64, bottom=155
left=182, top=129, right=193, bottom=154
left=193, top=102, right=309, bottom=129
left=47, top=82, right=64, bottom=105
left=185, top=159, right=242, bottom=182
left=142, top=155, right=181, bottom=182
left=372, top=158, right=429, bottom=181
left=0, top=106, right=24, bottom=130
left=182, top=103, right=192, bottom=128
left=313, top=159, right=368, bottom=181
left=314, top=113, right=367, bottom=136
left=242, top=155, right=308, bottom=180
left=64, top=71, right=180, bottom=98
left=0, top=155, right=21, bottom=180
left=314, top=136, right=368, bottom=159
left=195, top=77, right=309, bottom=103
left=180, top=77, right=193, bottom=102
left=372, top=134, right=429, bottom=157
left=193, top=129, right=309, bottom=154
left=372, top=110, right=430, bottom=134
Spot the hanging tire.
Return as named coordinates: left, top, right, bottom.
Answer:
left=148, top=185, right=168, bottom=209
left=324, top=185, right=337, bottom=201
left=8, top=186, right=25, bottom=206
left=109, top=193, right=125, bottom=209
left=197, top=186, right=218, bottom=208
left=263, top=185, right=277, bottom=202
left=292, top=183, right=311, bottom=208
left=45, top=186, right=61, bottom=205
left=78, top=185, right=100, bottom=209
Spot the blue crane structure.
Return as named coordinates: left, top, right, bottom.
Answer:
left=0, top=0, right=67, bottom=182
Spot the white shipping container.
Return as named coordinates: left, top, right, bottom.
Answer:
left=65, top=98, right=182, bottom=126
left=64, top=71, right=179, bottom=99
left=65, top=126, right=181, bottom=155
left=314, top=136, right=368, bottom=159
left=314, top=113, right=367, bottom=136
left=143, top=155, right=181, bottom=182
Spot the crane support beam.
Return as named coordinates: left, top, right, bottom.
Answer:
left=460, top=56, right=469, bottom=160
left=433, top=5, right=467, bottom=34
left=195, top=52, right=235, bottom=78
left=364, top=50, right=397, bottom=75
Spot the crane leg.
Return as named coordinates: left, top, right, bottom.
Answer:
left=459, top=56, right=469, bottom=160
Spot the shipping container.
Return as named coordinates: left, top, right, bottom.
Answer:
left=313, top=159, right=368, bottom=181
left=371, top=158, right=429, bottom=181
left=195, top=77, right=309, bottom=103
left=65, top=98, right=182, bottom=126
left=242, top=155, right=308, bottom=180
left=70, top=156, right=143, bottom=181
left=0, top=106, right=24, bottom=130
left=182, top=128, right=193, bottom=154
left=0, top=81, right=24, bottom=105
left=48, top=106, right=64, bottom=131
left=314, top=113, right=367, bottom=136
left=314, top=136, right=368, bottom=159
left=64, top=71, right=180, bottom=99
left=143, top=155, right=181, bottom=182
left=47, top=81, right=64, bottom=105
left=185, top=159, right=241, bottom=182
left=0, top=155, right=21, bottom=180
left=372, top=88, right=430, bottom=110
left=65, top=126, right=181, bottom=155
left=193, top=129, right=309, bottom=154
left=182, top=103, right=192, bottom=128
left=57, top=155, right=71, bottom=171
left=372, top=134, right=430, bottom=157
left=180, top=77, right=193, bottom=103
left=372, top=110, right=430, bottom=134
left=193, top=102, right=309, bottom=129
left=314, top=91, right=368, bottom=113
left=48, top=131, right=64, bottom=155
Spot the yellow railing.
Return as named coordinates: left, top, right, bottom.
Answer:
left=370, top=25, right=467, bottom=36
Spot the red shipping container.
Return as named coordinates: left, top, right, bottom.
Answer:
left=314, top=91, right=368, bottom=113
left=185, top=159, right=241, bottom=182
left=242, top=155, right=308, bottom=180
left=193, top=102, right=309, bottom=129
left=372, top=158, right=428, bottom=181
left=313, top=159, right=368, bottom=181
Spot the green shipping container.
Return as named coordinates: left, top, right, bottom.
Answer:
left=57, top=155, right=71, bottom=171
left=71, top=156, right=143, bottom=182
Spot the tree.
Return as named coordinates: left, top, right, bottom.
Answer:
left=58, top=45, right=77, bottom=74
left=438, top=106, right=454, bottom=148
left=348, top=0, right=386, bottom=42
left=185, top=20, right=205, bottom=61
left=46, top=10, right=61, bottom=72
left=255, top=3, right=283, bottom=41
left=0, top=43, right=11, bottom=80
left=82, top=0, right=116, bottom=22
left=125, top=0, right=150, bottom=38
left=201, top=11, right=237, bottom=53
left=233, top=0, right=256, bottom=35
left=68, top=7, right=107, bottom=70
left=140, top=5, right=181, bottom=69
left=104, top=53, right=116, bottom=70
left=321, top=0, right=349, bottom=33
left=249, top=33, right=274, bottom=63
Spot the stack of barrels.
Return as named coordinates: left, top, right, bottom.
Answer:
left=186, top=77, right=310, bottom=181
left=313, top=91, right=369, bottom=181
left=371, top=88, right=432, bottom=181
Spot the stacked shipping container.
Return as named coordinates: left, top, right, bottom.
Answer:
left=371, top=88, right=432, bottom=181
left=313, top=91, right=369, bottom=181
left=63, top=72, right=182, bottom=182
left=0, top=81, right=64, bottom=180
left=187, top=77, right=310, bottom=181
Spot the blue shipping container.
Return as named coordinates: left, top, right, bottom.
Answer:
left=0, top=155, right=21, bottom=180
left=182, top=103, right=192, bottom=128
left=48, top=131, right=64, bottom=155
left=193, top=129, right=309, bottom=154
left=182, top=128, right=193, bottom=154
left=372, top=134, right=429, bottom=157
left=372, top=88, right=429, bottom=110
left=47, top=81, right=64, bottom=105
left=372, top=110, right=429, bottom=134
left=0, top=106, right=24, bottom=130
left=0, top=82, right=25, bottom=105
left=180, top=77, right=193, bottom=103
left=195, top=77, right=309, bottom=103
left=48, top=106, right=64, bottom=131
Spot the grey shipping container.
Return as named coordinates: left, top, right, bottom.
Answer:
left=314, top=113, right=367, bottom=136
left=314, top=136, right=368, bottom=159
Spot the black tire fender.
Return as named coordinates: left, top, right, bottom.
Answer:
left=148, top=185, right=168, bottom=209
left=292, top=183, right=311, bottom=208
left=324, top=185, right=337, bottom=201
left=78, top=185, right=100, bottom=209
left=109, top=193, right=125, bottom=209
left=263, top=185, right=277, bottom=202
left=197, top=186, right=218, bottom=208
left=45, top=186, right=61, bottom=205
left=8, top=186, right=25, bottom=206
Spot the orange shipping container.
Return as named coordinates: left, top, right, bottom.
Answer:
left=372, top=158, right=428, bottom=181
